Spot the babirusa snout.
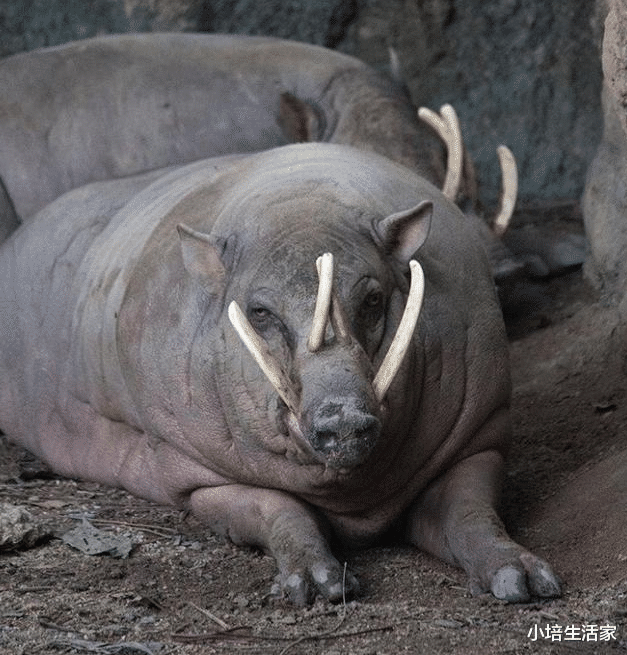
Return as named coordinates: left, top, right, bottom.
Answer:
left=306, top=396, right=382, bottom=468
left=372, top=259, right=424, bottom=402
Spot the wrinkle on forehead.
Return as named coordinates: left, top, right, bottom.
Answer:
left=251, top=225, right=386, bottom=299
left=241, top=188, right=381, bottom=253
left=216, top=179, right=396, bottom=309
left=213, top=174, right=388, bottom=236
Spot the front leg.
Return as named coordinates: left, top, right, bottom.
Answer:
left=190, top=485, right=358, bottom=606
left=406, top=450, right=561, bottom=602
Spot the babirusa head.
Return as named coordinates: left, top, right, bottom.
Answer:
left=228, top=251, right=425, bottom=469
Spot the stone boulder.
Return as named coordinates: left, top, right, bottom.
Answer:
left=583, top=0, right=627, bottom=317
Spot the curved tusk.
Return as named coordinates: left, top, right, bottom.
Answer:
left=372, top=260, right=425, bottom=403
left=228, top=301, right=299, bottom=415
left=440, top=105, right=463, bottom=201
left=329, top=293, right=352, bottom=345
left=493, top=145, right=518, bottom=237
left=418, top=104, right=463, bottom=202
left=307, top=252, right=334, bottom=352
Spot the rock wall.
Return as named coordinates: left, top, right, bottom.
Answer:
left=0, top=0, right=605, bottom=209
left=339, top=0, right=605, bottom=207
left=0, top=0, right=355, bottom=56
left=583, top=0, right=627, bottom=314
left=0, top=1, right=205, bottom=55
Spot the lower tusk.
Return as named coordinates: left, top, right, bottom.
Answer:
left=418, top=104, right=463, bottom=202
left=308, top=252, right=334, bottom=352
left=493, top=145, right=518, bottom=237
left=228, top=301, right=299, bottom=415
left=372, top=260, right=425, bottom=403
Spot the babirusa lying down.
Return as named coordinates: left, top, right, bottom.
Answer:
left=0, top=143, right=560, bottom=606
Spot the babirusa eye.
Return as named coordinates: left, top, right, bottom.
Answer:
left=251, top=306, right=270, bottom=319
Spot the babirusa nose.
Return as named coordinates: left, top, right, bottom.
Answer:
left=308, top=399, right=381, bottom=468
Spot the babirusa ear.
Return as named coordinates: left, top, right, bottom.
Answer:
left=279, top=92, right=322, bottom=143
left=374, top=200, right=433, bottom=267
left=177, top=223, right=227, bottom=290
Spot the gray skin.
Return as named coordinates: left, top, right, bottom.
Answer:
left=0, top=32, right=441, bottom=228
left=0, top=179, right=18, bottom=245
left=0, top=143, right=560, bottom=605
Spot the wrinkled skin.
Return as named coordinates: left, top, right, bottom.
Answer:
left=0, top=144, right=560, bottom=605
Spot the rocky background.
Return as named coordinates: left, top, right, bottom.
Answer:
left=584, top=0, right=627, bottom=313
left=1, top=0, right=605, bottom=210
left=4, top=1, right=627, bottom=311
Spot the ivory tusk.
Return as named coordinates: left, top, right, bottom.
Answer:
left=493, top=145, right=518, bottom=237
left=440, top=105, right=463, bottom=201
left=418, top=104, right=463, bottom=202
left=228, top=301, right=299, bottom=415
left=315, top=252, right=352, bottom=346
left=329, top=293, right=351, bottom=345
left=307, top=252, right=334, bottom=352
left=372, top=260, right=425, bottom=402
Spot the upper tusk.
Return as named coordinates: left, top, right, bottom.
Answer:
left=307, top=253, right=334, bottom=352
left=418, top=104, right=463, bottom=202
left=228, top=301, right=300, bottom=415
left=372, top=260, right=425, bottom=403
left=329, top=293, right=351, bottom=345
left=419, top=105, right=517, bottom=237
left=493, top=145, right=518, bottom=237
left=440, top=105, right=463, bottom=201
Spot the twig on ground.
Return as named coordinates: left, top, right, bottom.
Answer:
left=188, top=601, right=232, bottom=630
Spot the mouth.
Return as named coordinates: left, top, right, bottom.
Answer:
left=311, top=435, right=377, bottom=470
left=270, top=409, right=321, bottom=465
left=276, top=405, right=379, bottom=472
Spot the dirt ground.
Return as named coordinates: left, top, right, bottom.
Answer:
left=1, top=209, right=626, bottom=655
